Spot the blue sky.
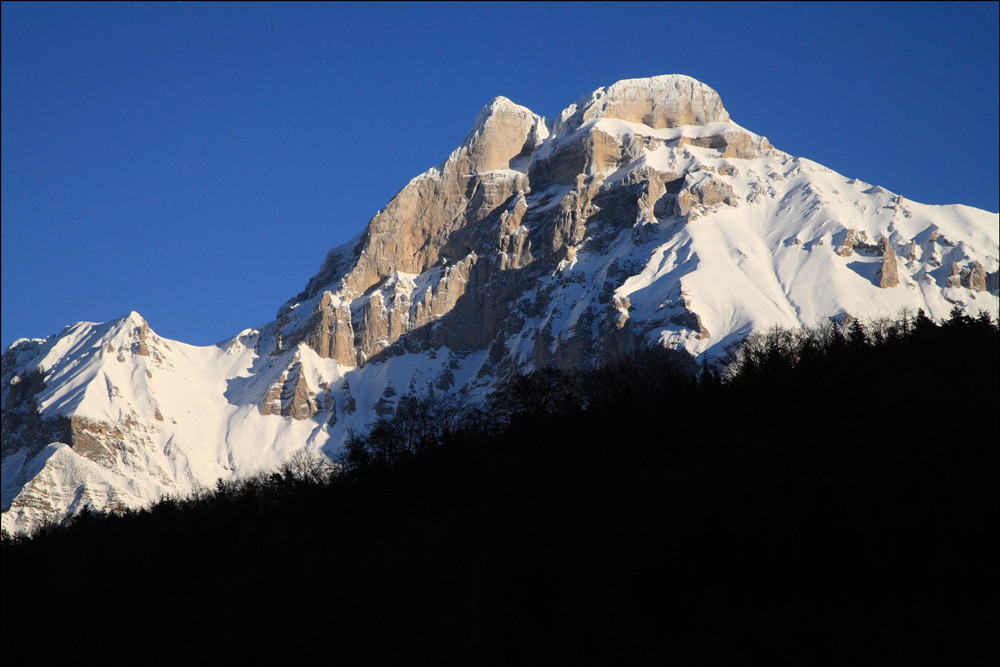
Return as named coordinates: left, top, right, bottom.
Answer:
left=3, top=1, right=998, bottom=348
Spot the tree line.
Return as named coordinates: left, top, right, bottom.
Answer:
left=2, top=307, right=997, bottom=665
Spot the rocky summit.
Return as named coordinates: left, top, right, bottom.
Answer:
left=3, top=74, right=998, bottom=533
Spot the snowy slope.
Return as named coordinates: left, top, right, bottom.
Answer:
left=3, top=74, right=997, bottom=534
left=580, top=117, right=998, bottom=353
left=1, top=313, right=489, bottom=533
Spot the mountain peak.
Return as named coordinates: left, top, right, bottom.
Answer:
left=476, top=95, right=528, bottom=117
left=466, top=95, right=539, bottom=134
left=120, top=311, right=148, bottom=327
left=3, top=74, right=998, bottom=535
left=455, top=95, right=546, bottom=173
left=557, top=74, right=730, bottom=134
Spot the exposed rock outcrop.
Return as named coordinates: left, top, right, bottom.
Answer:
left=677, top=128, right=767, bottom=159
left=878, top=237, right=899, bottom=288
left=260, top=361, right=318, bottom=420
left=674, top=172, right=736, bottom=218
left=947, top=262, right=963, bottom=288
left=837, top=229, right=868, bottom=257
left=300, top=292, right=355, bottom=365
left=949, top=260, right=989, bottom=292
left=67, top=416, right=126, bottom=468
left=555, top=75, right=730, bottom=132
left=529, top=128, right=623, bottom=185
left=965, top=260, right=988, bottom=292
left=669, top=296, right=711, bottom=339
left=1, top=367, right=61, bottom=460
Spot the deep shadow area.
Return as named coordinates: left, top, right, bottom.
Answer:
left=2, top=310, right=998, bottom=666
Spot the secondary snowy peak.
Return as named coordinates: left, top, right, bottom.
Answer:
left=3, top=311, right=340, bottom=534
left=554, top=75, right=730, bottom=134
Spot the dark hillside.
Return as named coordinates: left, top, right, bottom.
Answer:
left=3, top=311, right=997, bottom=665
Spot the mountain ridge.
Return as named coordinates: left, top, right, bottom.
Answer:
left=3, top=74, right=998, bottom=533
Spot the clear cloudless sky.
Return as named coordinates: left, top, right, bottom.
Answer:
left=3, top=1, right=998, bottom=348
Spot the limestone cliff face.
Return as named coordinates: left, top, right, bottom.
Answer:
left=263, top=74, right=997, bottom=407
left=277, top=75, right=765, bottom=374
left=285, top=291, right=356, bottom=366
left=288, top=97, right=542, bottom=306
left=554, top=75, right=730, bottom=132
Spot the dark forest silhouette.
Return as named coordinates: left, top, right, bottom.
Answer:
left=3, top=308, right=998, bottom=665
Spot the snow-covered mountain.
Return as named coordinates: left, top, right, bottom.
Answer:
left=3, top=75, right=997, bottom=534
